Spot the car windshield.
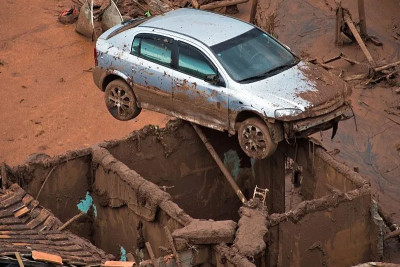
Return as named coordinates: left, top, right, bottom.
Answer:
left=211, top=28, right=298, bottom=82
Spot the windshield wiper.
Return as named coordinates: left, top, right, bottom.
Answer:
left=238, top=72, right=270, bottom=82
left=238, top=60, right=299, bottom=83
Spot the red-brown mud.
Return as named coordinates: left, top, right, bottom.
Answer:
left=255, top=0, right=400, bottom=225
left=0, top=0, right=169, bottom=166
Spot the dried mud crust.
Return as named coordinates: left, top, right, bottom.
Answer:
left=172, top=219, right=237, bottom=244
left=233, top=203, right=268, bottom=258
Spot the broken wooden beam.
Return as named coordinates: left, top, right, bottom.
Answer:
left=58, top=212, right=85, bottom=231
left=164, top=226, right=182, bottom=267
left=341, top=54, right=361, bottom=65
left=36, top=166, right=56, bottom=200
left=15, top=252, right=24, bottom=267
left=343, top=13, right=376, bottom=67
left=191, top=123, right=247, bottom=204
left=200, top=0, right=248, bottom=10
left=374, top=60, right=400, bottom=72
left=358, top=0, right=367, bottom=38
left=145, top=242, right=158, bottom=267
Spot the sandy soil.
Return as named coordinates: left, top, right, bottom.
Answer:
left=0, top=0, right=170, bottom=166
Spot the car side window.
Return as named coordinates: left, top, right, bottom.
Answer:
left=177, top=42, right=217, bottom=80
left=131, top=34, right=173, bottom=67
left=131, top=37, right=140, bottom=55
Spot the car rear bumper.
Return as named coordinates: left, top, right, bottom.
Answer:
left=283, top=104, right=353, bottom=138
left=93, top=66, right=106, bottom=90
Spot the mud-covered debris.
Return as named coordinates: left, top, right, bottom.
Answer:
left=172, top=219, right=237, bottom=244
left=233, top=204, right=268, bottom=257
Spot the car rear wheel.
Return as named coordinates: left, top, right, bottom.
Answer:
left=104, top=79, right=141, bottom=121
left=238, top=117, right=278, bottom=159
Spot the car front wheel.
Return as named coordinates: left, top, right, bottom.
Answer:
left=238, top=117, right=278, bottom=159
left=104, top=79, right=141, bottom=121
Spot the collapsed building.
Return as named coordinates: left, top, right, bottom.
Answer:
left=0, top=120, right=385, bottom=266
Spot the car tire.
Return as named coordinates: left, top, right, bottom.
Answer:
left=238, top=117, right=278, bottom=159
left=104, top=79, right=141, bottom=121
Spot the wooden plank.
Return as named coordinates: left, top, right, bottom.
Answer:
left=32, top=250, right=63, bottom=265
left=374, top=60, right=400, bottom=72
left=58, top=212, right=84, bottom=231
left=200, top=0, right=248, bottom=10
left=14, top=252, right=24, bottom=267
left=344, top=13, right=376, bottom=67
left=145, top=242, right=157, bottom=267
left=164, top=226, right=182, bottom=267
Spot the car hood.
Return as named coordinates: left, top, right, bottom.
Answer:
left=238, top=61, right=348, bottom=115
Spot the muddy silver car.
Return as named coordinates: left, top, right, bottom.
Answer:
left=93, top=8, right=352, bottom=159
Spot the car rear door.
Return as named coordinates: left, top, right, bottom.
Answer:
left=126, top=33, right=175, bottom=112
left=172, top=41, right=229, bottom=130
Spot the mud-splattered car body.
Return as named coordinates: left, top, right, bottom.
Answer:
left=93, top=8, right=352, bottom=158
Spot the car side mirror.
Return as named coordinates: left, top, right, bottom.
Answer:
left=205, top=74, right=225, bottom=87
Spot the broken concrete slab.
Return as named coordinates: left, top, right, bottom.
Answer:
left=172, top=219, right=237, bottom=244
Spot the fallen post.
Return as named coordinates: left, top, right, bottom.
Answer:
left=344, top=13, right=376, bottom=67
left=200, top=0, right=248, bottom=10
left=191, top=123, right=247, bottom=204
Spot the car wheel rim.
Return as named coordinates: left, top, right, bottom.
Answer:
left=242, top=125, right=266, bottom=153
left=107, top=87, right=133, bottom=118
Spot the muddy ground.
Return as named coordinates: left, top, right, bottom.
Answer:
left=0, top=0, right=170, bottom=166
left=262, top=0, right=400, bottom=223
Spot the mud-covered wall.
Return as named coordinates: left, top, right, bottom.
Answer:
left=281, top=139, right=363, bottom=201
left=107, top=122, right=253, bottom=221
left=91, top=145, right=193, bottom=258
left=267, top=188, right=377, bottom=267
left=8, top=151, right=93, bottom=239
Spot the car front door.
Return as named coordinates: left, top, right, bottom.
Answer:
left=172, top=41, right=229, bottom=130
left=126, top=33, right=175, bottom=112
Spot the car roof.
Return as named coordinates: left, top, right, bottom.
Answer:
left=138, top=8, right=254, bottom=46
